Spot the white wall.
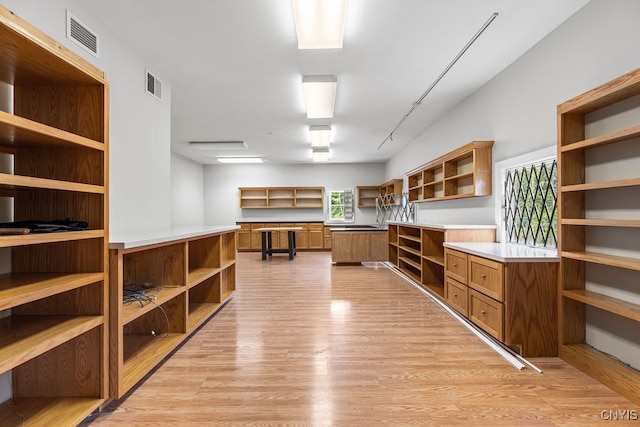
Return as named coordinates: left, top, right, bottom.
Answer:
left=203, top=163, right=385, bottom=225
left=0, top=0, right=173, bottom=233
left=171, top=154, right=204, bottom=227
left=386, top=0, right=640, bottom=226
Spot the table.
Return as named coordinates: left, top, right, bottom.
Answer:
left=255, top=227, right=303, bottom=260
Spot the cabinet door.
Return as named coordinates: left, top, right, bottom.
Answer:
left=250, top=223, right=265, bottom=250
left=468, top=255, right=504, bottom=301
left=369, top=232, right=388, bottom=261
left=294, top=223, right=309, bottom=249
left=445, top=249, right=467, bottom=283
left=445, top=277, right=468, bottom=316
left=469, top=289, right=504, bottom=341
left=308, top=223, right=324, bottom=248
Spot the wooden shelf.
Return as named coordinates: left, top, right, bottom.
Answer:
left=239, top=187, right=324, bottom=209
left=558, top=66, right=640, bottom=405
left=561, top=250, right=640, bottom=271
left=0, top=315, right=103, bottom=373
left=388, top=223, right=495, bottom=304
left=407, top=141, right=493, bottom=202
left=562, top=289, right=640, bottom=322
left=110, top=229, right=237, bottom=399
left=0, top=5, right=109, bottom=420
left=0, top=272, right=104, bottom=311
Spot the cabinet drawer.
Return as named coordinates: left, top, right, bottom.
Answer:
left=469, top=289, right=504, bottom=341
left=309, top=223, right=324, bottom=231
left=445, top=249, right=468, bottom=283
left=250, top=223, right=265, bottom=231
left=238, top=223, right=250, bottom=231
left=469, top=255, right=504, bottom=301
left=445, top=277, right=468, bottom=316
left=294, top=223, right=310, bottom=230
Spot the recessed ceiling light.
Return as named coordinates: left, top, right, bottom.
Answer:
left=217, top=157, right=263, bottom=164
left=312, top=148, right=330, bottom=162
left=189, top=141, right=247, bottom=149
left=291, top=0, right=349, bottom=49
left=303, top=75, right=337, bottom=119
left=310, top=125, right=331, bottom=147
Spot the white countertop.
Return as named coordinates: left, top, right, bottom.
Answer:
left=443, top=242, right=559, bottom=263
left=110, top=225, right=239, bottom=249
left=387, top=221, right=497, bottom=230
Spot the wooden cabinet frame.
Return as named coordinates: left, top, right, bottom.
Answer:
left=557, top=66, right=640, bottom=404
left=407, top=141, right=493, bottom=202
left=239, top=187, right=324, bottom=209
left=0, top=6, right=109, bottom=425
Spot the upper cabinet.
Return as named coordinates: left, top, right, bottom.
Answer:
left=239, top=187, right=324, bottom=209
left=0, top=6, right=109, bottom=425
left=407, top=141, right=493, bottom=202
left=357, top=179, right=403, bottom=208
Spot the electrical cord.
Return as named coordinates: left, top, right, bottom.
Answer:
left=122, top=283, right=171, bottom=338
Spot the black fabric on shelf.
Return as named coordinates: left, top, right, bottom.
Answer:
left=0, top=219, right=89, bottom=233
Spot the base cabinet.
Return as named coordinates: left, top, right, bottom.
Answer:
left=237, top=222, right=328, bottom=251
left=331, top=231, right=388, bottom=263
left=109, top=228, right=237, bottom=398
left=444, top=246, right=558, bottom=357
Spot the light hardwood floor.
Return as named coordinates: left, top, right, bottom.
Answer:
left=86, top=252, right=639, bottom=426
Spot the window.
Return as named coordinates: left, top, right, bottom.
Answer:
left=327, top=189, right=354, bottom=222
left=495, top=146, right=557, bottom=248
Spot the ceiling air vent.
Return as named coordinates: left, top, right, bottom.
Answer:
left=66, top=11, right=99, bottom=57
left=146, top=70, right=163, bottom=101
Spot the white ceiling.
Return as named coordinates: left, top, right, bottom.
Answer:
left=79, top=0, right=589, bottom=165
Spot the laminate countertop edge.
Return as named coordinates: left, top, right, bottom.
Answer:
left=110, top=225, right=240, bottom=249
left=444, top=242, right=559, bottom=263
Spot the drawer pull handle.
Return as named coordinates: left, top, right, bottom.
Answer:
left=453, top=294, right=458, bottom=297
left=481, top=274, right=487, bottom=279
left=481, top=310, right=487, bottom=315
left=453, top=263, right=458, bottom=267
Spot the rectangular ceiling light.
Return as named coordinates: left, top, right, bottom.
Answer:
left=291, top=0, right=348, bottom=49
left=189, top=141, right=247, bottom=149
left=217, top=157, right=263, bottom=164
left=312, top=148, right=330, bottom=162
left=310, top=125, right=331, bottom=147
left=303, top=75, right=337, bottom=119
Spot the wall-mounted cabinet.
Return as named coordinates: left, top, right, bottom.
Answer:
left=109, top=227, right=237, bottom=399
left=0, top=6, right=109, bottom=425
left=387, top=222, right=495, bottom=298
left=357, top=179, right=403, bottom=208
left=239, top=187, right=324, bottom=209
left=557, top=66, right=640, bottom=405
left=407, top=141, right=493, bottom=202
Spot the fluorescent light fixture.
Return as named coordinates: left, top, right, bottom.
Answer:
left=309, top=125, right=331, bottom=147
left=312, top=148, right=330, bottom=162
left=189, top=141, right=247, bottom=149
left=303, top=75, right=337, bottom=119
left=291, top=0, right=349, bottom=49
left=217, top=157, right=263, bottom=164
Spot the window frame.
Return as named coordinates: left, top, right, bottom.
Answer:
left=493, top=145, right=557, bottom=245
left=326, top=188, right=355, bottom=224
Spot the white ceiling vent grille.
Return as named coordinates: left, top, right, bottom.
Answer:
left=66, top=11, right=99, bottom=57
left=146, top=70, right=163, bottom=101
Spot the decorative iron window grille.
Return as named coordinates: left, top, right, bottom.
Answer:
left=503, top=159, right=557, bottom=248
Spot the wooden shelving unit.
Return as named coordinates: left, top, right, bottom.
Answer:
left=407, top=141, right=493, bottom=202
left=357, top=179, right=403, bottom=208
left=0, top=6, right=109, bottom=425
left=239, top=187, right=324, bottom=209
left=109, top=228, right=236, bottom=399
left=387, top=223, right=495, bottom=298
left=557, top=66, right=640, bottom=405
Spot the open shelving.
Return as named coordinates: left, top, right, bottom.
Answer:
left=239, top=187, right=324, bottom=209
left=557, top=66, right=640, bottom=405
left=407, top=141, right=493, bottom=202
left=109, top=228, right=237, bottom=399
left=387, top=223, right=495, bottom=298
left=0, top=6, right=109, bottom=425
